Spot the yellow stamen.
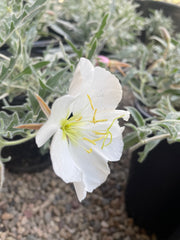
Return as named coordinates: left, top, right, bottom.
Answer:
left=100, top=116, right=124, bottom=149
left=87, top=94, right=94, bottom=110
left=92, top=108, right=97, bottom=123
left=93, top=131, right=106, bottom=135
left=101, top=131, right=112, bottom=149
left=86, top=148, right=93, bottom=153
left=94, top=119, right=108, bottom=123
left=91, top=108, right=108, bottom=123
left=76, top=116, right=82, bottom=121
left=83, top=137, right=96, bottom=145
left=94, top=136, right=105, bottom=141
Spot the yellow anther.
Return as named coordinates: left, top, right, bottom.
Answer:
left=93, top=131, right=106, bottom=135
left=94, top=136, right=105, bottom=142
left=94, top=119, right=108, bottom=123
left=92, top=108, right=97, bottom=123
left=76, top=116, right=82, bottom=121
left=87, top=94, right=94, bottom=110
left=86, top=148, right=93, bottom=153
left=83, top=137, right=96, bottom=145
left=91, top=109, right=108, bottom=124
left=101, top=131, right=112, bottom=149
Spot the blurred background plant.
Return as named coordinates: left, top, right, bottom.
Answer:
left=0, top=0, right=110, bottom=163
left=123, top=26, right=180, bottom=161
left=51, top=0, right=145, bottom=53
left=1, top=0, right=180, bottom=165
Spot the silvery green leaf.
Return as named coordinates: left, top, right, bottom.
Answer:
left=138, top=139, right=161, bottom=163
left=126, top=106, right=145, bottom=127
left=124, top=131, right=139, bottom=150
left=0, top=0, right=47, bottom=47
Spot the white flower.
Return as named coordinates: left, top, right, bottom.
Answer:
left=19, top=58, right=130, bottom=201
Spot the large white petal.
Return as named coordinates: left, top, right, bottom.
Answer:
left=90, top=66, right=122, bottom=110
left=36, top=119, right=58, bottom=147
left=50, top=129, right=82, bottom=183
left=69, top=58, right=122, bottom=111
left=95, top=127, right=124, bottom=162
left=90, top=120, right=125, bottom=161
left=70, top=143, right=110, bottom=193
left=73, top=182, right=87, bottom=202
left=94, top=109, right=130, bottom=123
left=69, top=58, right=94, bottom=96
left=36, top=95, right=75, bottom=148
left=50, top=95, right=75, bottom=121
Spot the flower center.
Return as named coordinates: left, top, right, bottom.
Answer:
left=60, top=94, right=125, bottom=154
left=60, top=112, right=84, bottom=144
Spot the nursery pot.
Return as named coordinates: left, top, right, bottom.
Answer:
left=0, top=95, right=51, bottom=173
left=31, top=36, right=59, bottom=57
left=125, top=141, right=180, bottom=239
left=125, top=101, right=180, bottom=239
left=2, top=138, right=51, bottom=174
left=135, top=0, right=180, bottom=32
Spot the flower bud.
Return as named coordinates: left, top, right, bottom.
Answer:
left=159, top=27, right=171, bottom=44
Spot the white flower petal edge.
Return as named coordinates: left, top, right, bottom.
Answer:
left=50, top=129, right=82, bottom=183
left=69, top=58, right=94, bottom=96
left=70, top=141, right=110, bottom=192
left=36, top=95, right=74, bottom=147
left=73, top=182, right=87, bottom=202
left=69, top=58, right=122, bottom=110
left=90, top=66, right=122, bottom=110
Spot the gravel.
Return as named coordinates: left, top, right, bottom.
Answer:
left=0, top=87, right=157, bottom=240
left=0, top=153, right=157, bottom=240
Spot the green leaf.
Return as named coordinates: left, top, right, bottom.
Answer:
left=39, top=67, right=69, bottom=98
left=0, top=0, right=47, bottom=47
left=39, top=79, right=52, bottom=92
left=138, top=139, right=161, bottom=163
left=87, top=40, right=97, bottom=60
left=13, top=61, right=50, bottom=80
left=124, top=131, right=139, bottom=150
left=28, top=90, right=39, bottom=115
left=86, top=13, right=108, bottom=60
left=89, top=13, right=109, bottom=46
left=0, top=40, right=21, bottom=82
left=65, top=39, right=83, bottom=58
left=46, top=67, right=69, bottom=88
left=126, top=106, right=145, bottom=127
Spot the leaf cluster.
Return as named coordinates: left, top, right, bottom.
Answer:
left=124, top=97, right=180, bottom=162
left=50, top=0, right=145, bottom=53
left=124, top=26, right=180, bottom=109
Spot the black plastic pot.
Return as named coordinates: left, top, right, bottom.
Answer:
left=2, top=138, right=51, bottom=173
left=0, top=36, right=59, bottom=58
left=134, top=99, right=152, bottom=118
left=31, top=36, right=59, bottom=56
left=125, top=140, right=180, bottom=239
left=125, top=100, right=180, bottom=239
left=168, top=225, right=180, bottom=240
left=135, top=0, right=180, bottom=32
left=0, top=95, right=51, bottom=173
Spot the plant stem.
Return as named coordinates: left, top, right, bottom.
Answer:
left=0, top=54, right=10, bottom=61
left=130, top=133, right=170, bottom=152
left=0, top=93, right=9, bottom=100
left=1, top=133, right=36, bottom=147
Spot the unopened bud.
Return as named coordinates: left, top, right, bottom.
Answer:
left=96, top=55, right=110, bottom=66
left=159, top=27, right=171, bottom=44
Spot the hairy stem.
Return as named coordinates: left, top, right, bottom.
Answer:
left=130, top=133, right=170, bottom=152
left=1, top=133, right=36, bottom=147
